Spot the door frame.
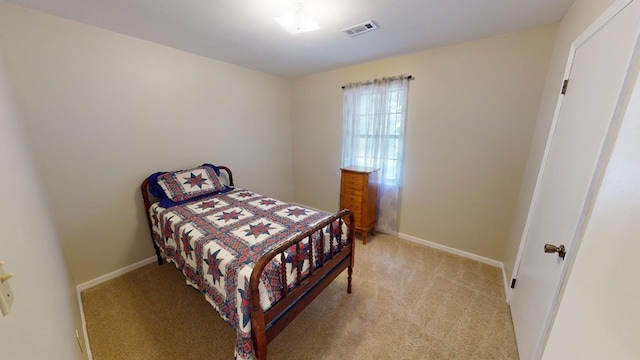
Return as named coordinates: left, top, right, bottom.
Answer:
left=508, top=0, right=640, bottom=357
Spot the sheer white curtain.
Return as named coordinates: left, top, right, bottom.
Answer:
left=341, top=75, right=410, bottom=233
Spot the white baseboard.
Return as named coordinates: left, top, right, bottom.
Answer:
left=76, top=255, right=157, bottom=360
left=77, top=256, right=157, bottom=292
left=501, top=266, right=510, bottom=304
left=382, top=230, right=510, bottom=301
left=76, top=287, right=93, bottom=360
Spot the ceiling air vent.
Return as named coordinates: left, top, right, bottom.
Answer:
left=342, top=21, right=378, bottom=37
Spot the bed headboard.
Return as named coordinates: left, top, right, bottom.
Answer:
left=216, top=165, right=234, bottom=188
left=140, top=164, right=234, bottom=265
left=140, top=165, right=234, bottom=211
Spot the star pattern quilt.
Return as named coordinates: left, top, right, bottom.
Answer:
left=149, top=188, right=347, bottom=360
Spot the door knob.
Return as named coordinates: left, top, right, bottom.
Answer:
left=544, top=244, right=566, bottom=260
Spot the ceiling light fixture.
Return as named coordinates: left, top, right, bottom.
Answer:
left=275, top=2, right=320, bottom=35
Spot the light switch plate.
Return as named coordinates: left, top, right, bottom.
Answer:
left=0, top=262, right=14, bottom=316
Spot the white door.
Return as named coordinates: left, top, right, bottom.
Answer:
left=509, top=1, right=640, bottom=359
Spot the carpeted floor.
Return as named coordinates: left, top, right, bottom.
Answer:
left=81, top=234, right=519, bottom=359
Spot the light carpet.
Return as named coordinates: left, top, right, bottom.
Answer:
left=81, top=234, right=519, bottom=359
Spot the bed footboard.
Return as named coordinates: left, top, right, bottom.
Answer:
left=249, top=209, right=355, bottom=360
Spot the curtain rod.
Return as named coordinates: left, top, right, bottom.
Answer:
left=341, top=75, right=413, bottom=89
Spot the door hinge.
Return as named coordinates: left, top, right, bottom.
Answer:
left=561, top=79, right=569, bottom=95
left=510, top=278, right=517, bottom=289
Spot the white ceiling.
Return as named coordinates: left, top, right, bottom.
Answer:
left=5, top=0, right=575, bottom=78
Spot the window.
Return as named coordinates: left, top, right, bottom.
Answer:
left=348, top=84, right=406, bottom=184
left=341, top=75, right=411, bottom=232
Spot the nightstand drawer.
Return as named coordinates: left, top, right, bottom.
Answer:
left=341, top=172, right=364, bottom=187
left=341, top=182, right=363, bottom=196
left=340, top=194, right=362, bottom=211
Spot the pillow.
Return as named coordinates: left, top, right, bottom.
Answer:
left=154, top=164, right=227, bottom=204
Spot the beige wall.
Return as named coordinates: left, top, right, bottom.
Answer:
left=291, top=25, right=558, bottom=261
left=0, top=3, right=293, bottom=284
left=502, top=0, right=616, bottom=283
left=0, top=56, right=84, bottom=358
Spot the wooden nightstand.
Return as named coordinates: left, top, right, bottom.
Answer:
left=339, top=166, right=379, bottom=245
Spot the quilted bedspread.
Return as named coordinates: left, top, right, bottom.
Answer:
left=149, top=188, right=347, bottom=360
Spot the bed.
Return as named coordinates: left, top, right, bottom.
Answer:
left=140, top=164, right=355, bottom=360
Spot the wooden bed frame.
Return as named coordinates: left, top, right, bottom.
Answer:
left=141, top=165, right=355, bottom=360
